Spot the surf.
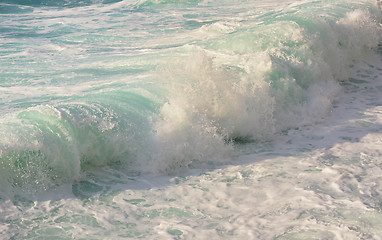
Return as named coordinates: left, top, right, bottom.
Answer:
left=0, top=0, right=381, bottom=191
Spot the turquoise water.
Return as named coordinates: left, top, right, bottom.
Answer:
left=1, top=0, right=382, bottom=238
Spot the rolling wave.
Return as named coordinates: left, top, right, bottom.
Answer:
left=0, top=0, right=381, bottom=191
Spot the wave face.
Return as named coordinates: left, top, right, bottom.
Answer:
left=0, top=0, right=381, bottom=191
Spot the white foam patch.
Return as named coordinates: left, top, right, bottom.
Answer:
left=151, top=6, right=382, bottom=173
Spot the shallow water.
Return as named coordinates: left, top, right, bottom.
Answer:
left=1, top=0, right=382, bottom=239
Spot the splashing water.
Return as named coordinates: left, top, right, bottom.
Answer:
left=1, top=0, right=382, bottom=238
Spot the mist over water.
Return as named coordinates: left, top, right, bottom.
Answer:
left=1, top=0, right=382, bottom=238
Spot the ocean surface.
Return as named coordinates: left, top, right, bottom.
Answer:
left=1, top=0, right=382, bottom=239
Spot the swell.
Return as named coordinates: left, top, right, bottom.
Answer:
left=0, top=0, right=381, bottom=192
